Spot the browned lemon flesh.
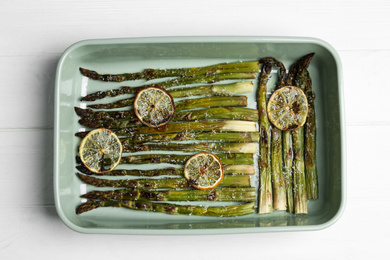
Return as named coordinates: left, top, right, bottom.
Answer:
left=184, top=152, right=224, bottom=190
left=79, top=128, right=122, bottom=173
left=267, top=86, right=309, bottom=131
left=134, top=86, right=175, bottom=128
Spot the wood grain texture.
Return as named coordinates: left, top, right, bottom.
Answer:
left=1, top=0, right=390, bottom=54
left=0, top=56, right=58, bottom=128
left=0, top=130, right=54, bottom=206
left=0, top=0, right=390, bottom=259
left=0, top=199, right=388, bottom=259
left=341, top=50, right=390, bottom=125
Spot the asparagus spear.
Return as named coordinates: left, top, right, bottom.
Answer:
left=81, top=187, right=256, bottom=202
left=87, top=95, right=248, bottom=110
left=77, top=107, right=259, bottom=128
left=76, top=200, right=255, bottom=217
left=81, top=73, right=256, bottom=101
left=120, top=132, right=260, bottom=144
left=77, top=165, right=183, bottom=176
left=295, top=53, right=315, bottom=86
left=86, top=97, right=135, bottom=109
left=291, top=53, right=315, bottom=214
left=79, top=117, right=141, bottom=129
left=174, top=96, right=247, bottom=112
left=260, top=57, right=288, bottom=211
left=271, top=127, right=287, bottom=210
left=79, top=61, right=259, bottom=82
left=224, top=165, right=255, bottom=175
left=304, top=69, right=318, bottom=199
left=292, top=125, right=307, bottom=214
left=75, top=120, right=257, bottom=138
left=283, top=129, right=294, bottom=212
left=257, top=62, right=273, bottom=214
left=117, top=153, right=254, bottom=165
left=74, top=107, right=135, bottom=120
left=76, top=173, right=251, bottom=189
left=76, top=164, right=255, bottom=176
left=76, top=153, right=254, bottom=166
left=116, top=120, right=257, bottom=135
left=142, top=219, right=255, bottom=229
left=173, top=107, right=258, bottom=122
left=282, top=57, right=303, bottom=213
left=169, top=81, right=253, bottom=97
left=82, top=81, right=253, bottom=102
left=122, top=142, right=258, bottom=154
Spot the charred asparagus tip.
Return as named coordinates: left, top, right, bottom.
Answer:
left=76, top=200, right=102, bottom=214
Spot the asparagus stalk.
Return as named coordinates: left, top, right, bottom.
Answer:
left=271, top=127, right=287, bottom=210
left=283, top=130, right=294, bottom=212
left=116, top=120, right=257, bottom=135
left=87, top=95, right=248, bottom=110
left=76, top=173, right=251, bottom=189
left=87, top=97, right=135, bottom=109
left=169, top=81, right=253, bottom=97
left=81, top=73, right=256, bottom=101
left=174, top=96, right=247, bottom=112
left=122, top=142, right=258, bottom=154
left=173, top=107, right=258, bottom=122
left=115, top=153, right=254, bottom=165
left=292, top=125, right=307, bottom=214
left=75, top=120, right=257, bottom=138
left=142, top=219, right=255, bottom=229
left=79, top=61, right=259, bottom=82
left=75, top=107, right=135, bottom=120
left=120, top=132, right=259, bottom=144
left=77, top=165, right=183, bottom=176
left=82, top=81, right=253, bottom=103
left=304, top=69, right=318, bottom=199
left=76, top=164, right=255, bottom=176
left=76, top=153, right=254, bottom=166
left=224, top=165, right=255, bottom=175
left=282, top=57, right=303, bottom=213
left=257, top=62, right=273, bottom=214
left=260, top=57, right=288, bottom=211
left=77, top=107, right=259, bottom=128
left=76, top=106, right=258, bottom=123
left=292, top=53, right=314, bottom=214
left=76, top=200, right=255, bottom=217
left=81, top=187, right=256, bottom=202
left=79, top=117, right=141, bottom=129
left=295, top=53, right=315, bottom=87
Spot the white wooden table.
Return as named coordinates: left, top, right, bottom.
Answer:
left=1, top=0, right=389, bottom=259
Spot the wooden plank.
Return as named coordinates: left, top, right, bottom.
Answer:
left=0, top=199, right=388, bottom=259
left=346, top=125, right=390, bottom=200
left=0, top=0, right=390, bottom=54
left=0, top=130, right=54, bottom=206
left=0, top=55, right=59, bottom=128
left=340, top=50, right=390, bottom=125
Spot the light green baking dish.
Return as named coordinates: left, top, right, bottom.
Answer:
left=54, top=36, right=345, bottom=235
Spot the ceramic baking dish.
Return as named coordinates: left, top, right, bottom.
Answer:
left=54, top=36, right=345, bottom=234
